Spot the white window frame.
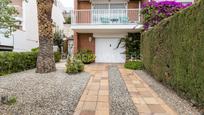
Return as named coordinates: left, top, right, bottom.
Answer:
left=91, top=2, right=128, bottom=24
left=91, top=2, right=128, bottom=10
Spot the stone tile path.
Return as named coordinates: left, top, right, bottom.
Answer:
left=74, top=64, right=109, bottom=115
left=74, top=64, right=178, bottom=115
left=118, top=65, right=177, bottom=115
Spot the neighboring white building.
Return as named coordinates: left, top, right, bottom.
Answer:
left=0, top=0, right=65, bottom=52
left=53, top=0, right=66, bottom=30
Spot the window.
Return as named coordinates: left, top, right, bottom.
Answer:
left=91, top=3, right=128, bottom=24
left=110, top=3, right=126, bottom=9
left=93, top=3, right=127, bottom=9
left=93, top=4, right=109, bottom=9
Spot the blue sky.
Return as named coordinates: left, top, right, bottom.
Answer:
left=60, top=0, right=74, bottom=8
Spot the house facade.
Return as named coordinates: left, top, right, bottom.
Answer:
left=71, top=0, right=194, bottom=63
left=0, top=0, right=65, bottom=52
left=71, top=0, right=147, bottom=63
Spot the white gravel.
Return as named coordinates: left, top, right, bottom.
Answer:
left=135, top=70, right=201, bottom=115
left=0, top=62, right=91, bottom=115
left=109, top=65, right=138, bottom=115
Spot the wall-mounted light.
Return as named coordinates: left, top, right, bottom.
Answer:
left=89, top=37, right=92, bottom=42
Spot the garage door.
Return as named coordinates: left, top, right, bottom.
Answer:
left=95, top=38, right=126, bottom=63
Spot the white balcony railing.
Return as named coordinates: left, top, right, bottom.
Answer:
left=71, top=9, right=141, bottom=25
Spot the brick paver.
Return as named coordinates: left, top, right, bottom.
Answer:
left=74, top=64, right=178, bottom=115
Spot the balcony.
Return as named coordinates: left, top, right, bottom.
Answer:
left=71, top=9, right=141, bottom=25
left=71, top=9, right=143, bottom=33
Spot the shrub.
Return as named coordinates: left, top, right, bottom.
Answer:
left=117, top=33, right=141, bottom=60
left=54, top=52, right=61, bottom=63
left=64, top=16, right=71, bottom=24
left=75, top=49, right=95, bottom=64
left=141, top=1, right=204, bottom=108
left=31, top=47, right=39, bottom=52
left=1, top=96, right=17, bottom=105
left=7, top=96, right=17, bottom=105
left=141, top=1, right=191, bottom=30
left=53, top=29, right=64, bottom=53
left=0, top=52, right=38, bottom=76
left=66, top=58, right=84, bottom=74
left=124, top=61, right=143, bottom=70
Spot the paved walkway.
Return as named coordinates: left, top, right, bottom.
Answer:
left=74, top=64, right=177, bottom=115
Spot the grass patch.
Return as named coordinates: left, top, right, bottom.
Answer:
left=124, top=61, right=143, bottom=70
left=1, top=96, right=17, bottom=105
left=7, top=96, right=17, bottom=105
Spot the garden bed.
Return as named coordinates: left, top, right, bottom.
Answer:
left=108, top=65, right=138, bottom=115
left=0, top=62, right=91, bottom=115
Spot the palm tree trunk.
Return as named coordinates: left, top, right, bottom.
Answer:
left=36, top=0, right=56, bottom=73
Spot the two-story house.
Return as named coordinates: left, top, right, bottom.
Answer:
left=71, top=0, right=146, bottom=63
left=71, top=0, right=194, bottom=63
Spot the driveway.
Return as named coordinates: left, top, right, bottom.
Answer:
left=74, top=64, right=177, bottom=115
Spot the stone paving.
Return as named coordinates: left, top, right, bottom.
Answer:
left=74, top=64, right=178, bottom=115
left=118, top=65, right=177, bottom=115
left=74, top=64, right=109, bottom=115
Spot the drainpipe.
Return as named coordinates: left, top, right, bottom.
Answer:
left=139, top=0, right=141, bottom=23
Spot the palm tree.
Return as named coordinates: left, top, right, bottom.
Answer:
left=36, top=0, right=56, bottom=73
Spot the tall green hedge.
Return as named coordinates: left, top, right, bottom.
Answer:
left=141, top=1, right=204, bottom=107
left=0, top=52, right=38, bottom=76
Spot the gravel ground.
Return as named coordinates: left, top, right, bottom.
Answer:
left=0, top=62, right=91, bottom=115
left=135, top=70, right=201, bottom=115
left=108, top=65, right=138, bottom=115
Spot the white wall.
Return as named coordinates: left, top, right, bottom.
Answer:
left=0, top=0, right=65, bottom=52
left=64, top=24, right=74, bottom=38
left=0, top=34, right=13, bottom=47
left=13, top=30, right=39, bottom=52
left=52, top=4, right=65, bottom=30
left=14, top=0, right=39, bottom=52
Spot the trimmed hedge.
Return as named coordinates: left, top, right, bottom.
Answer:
left=31, top=48, right=61, bottom=63
left=54, top=52, right=61, bottom=63
left=0, top=52, right=38, bottom=76
left=141, top=1, right=204, bottom=108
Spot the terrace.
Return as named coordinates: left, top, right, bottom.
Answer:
left=71, top=9, right=141, bottom=25
left=71, top=9, right=143, bottom=33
